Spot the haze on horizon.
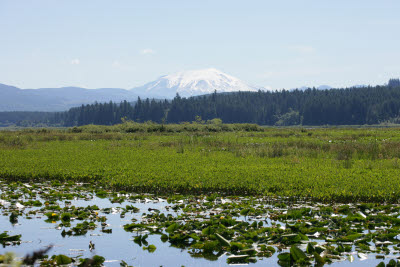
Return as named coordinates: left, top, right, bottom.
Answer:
left=1, top=0, right=399, bottom=90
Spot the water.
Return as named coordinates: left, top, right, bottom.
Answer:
left=0, top=182, right=397, bottom=266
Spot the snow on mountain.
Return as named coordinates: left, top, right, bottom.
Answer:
left=132, top=68, right=258, bottom=98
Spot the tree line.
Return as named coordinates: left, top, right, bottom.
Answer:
left=53, top=83, right=400, bottom=126
left=0, top=111, right=55, bottom=127
left=2, top=81, right=400, bottom=126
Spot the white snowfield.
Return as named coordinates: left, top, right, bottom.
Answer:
left=132, top=68, right=259, bottom=98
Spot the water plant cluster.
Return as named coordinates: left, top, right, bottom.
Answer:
left=1, top=181, right=400, bottom=266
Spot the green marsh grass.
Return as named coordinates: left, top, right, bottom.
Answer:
left=1, top=123, right=400, bottom=202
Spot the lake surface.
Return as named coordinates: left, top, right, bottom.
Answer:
left=0, top=181, right=397, bottom=266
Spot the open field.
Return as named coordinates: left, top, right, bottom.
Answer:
left=1, top=123, right=400, bottom=203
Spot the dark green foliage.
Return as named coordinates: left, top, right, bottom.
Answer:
left=9, top=212, right=18, bottom=224
left=0, top=111, right=56, bottom=127
left=60, top=99, right=169, bottom=126
left=4, top=80, right=400, bottom=126
left=0, top=232, right=21, bottom=244
left=60, top=212, right=71, bottom=222
left=133, top=235, right=148, bottom=247
left=53, top=254, right=73, bottom=265
left=30, top=82, right=400, bottom=126
left=78, top=255, right=105, bottom=267
left=278, top=246, right=310, bottom=265
left=389, top=79, right=400, bottom=88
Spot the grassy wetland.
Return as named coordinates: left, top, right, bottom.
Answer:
left=2, top=122, right=400, bottom=266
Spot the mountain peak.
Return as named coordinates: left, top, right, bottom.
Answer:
left=133, top=68, right=258, bottom=98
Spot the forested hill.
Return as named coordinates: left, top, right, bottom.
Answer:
left=53, top=82, right=400, bottom=126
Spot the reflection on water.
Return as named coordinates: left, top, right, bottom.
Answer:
left=0, top=181, right=397, bottom=266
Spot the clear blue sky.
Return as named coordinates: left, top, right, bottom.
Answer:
left=1, top=0, right=399, bottom=89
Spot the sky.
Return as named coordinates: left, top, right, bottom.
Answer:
left=1, top=0, right=400, bottom=90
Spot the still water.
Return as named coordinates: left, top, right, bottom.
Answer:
left=0, top=182, right=396, bottom=266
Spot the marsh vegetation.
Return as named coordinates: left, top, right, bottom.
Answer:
left=1, top=124, right=400, bottom=202
left=2, top=124, right=400, bottom=265
left=1, top=181, right=400, bottom=266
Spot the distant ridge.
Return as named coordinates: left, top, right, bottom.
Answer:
left=0, top=68, right=260, bottom=111
left=0, top=83, right=138, bottom=111
left=0, top=73, right=396, bottom=112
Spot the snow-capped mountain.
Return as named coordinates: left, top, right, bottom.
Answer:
left=0, top=69, right=260, bottom=111
left=132, top=68, right=258, bottom=98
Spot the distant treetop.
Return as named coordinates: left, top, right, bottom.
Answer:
left=388, top=78, right=400, bottom=88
